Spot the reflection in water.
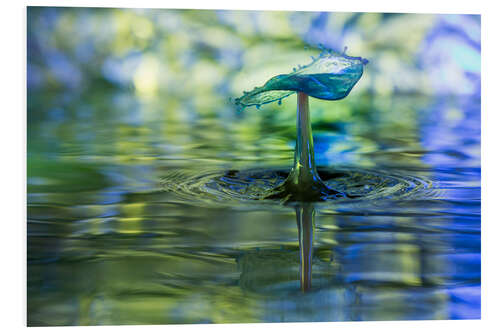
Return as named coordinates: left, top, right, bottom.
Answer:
left=296, top=203, right=314, bottom=292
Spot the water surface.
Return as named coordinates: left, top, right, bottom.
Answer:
left=27, top=92, right=480, bottom=325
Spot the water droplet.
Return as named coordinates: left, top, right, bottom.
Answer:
left=256, top=105, right=261, bottom=110
left=278, top=99, right=282, bottom=105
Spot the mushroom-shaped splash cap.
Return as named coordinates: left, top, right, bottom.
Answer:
left=234, top=49, right=368, bottom=109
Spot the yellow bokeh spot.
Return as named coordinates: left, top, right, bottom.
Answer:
left=132, top=16, right=154, bottom=40
left=134, top=55, right=160, bottom=99
left=445, top=107, right=464, bottom=123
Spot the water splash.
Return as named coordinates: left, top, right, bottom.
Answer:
left=233, top=47, right=368, bottom=201
left=234, top=48, right=368, bottom=110
left=161, top=166, right=436, bottom=207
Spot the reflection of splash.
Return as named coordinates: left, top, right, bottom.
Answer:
left=296, top=203, right=314, bottom=292
left=236, top=203, right=325, bottom=293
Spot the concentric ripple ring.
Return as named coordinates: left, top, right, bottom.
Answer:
left=161, top=166, right=437, bottom=208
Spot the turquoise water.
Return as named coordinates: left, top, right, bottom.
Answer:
left=234, top=50, right=366, bottom=109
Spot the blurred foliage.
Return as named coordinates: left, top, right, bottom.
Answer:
left=28, top=7, right=480, bottom=115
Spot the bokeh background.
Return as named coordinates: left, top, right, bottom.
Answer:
left=27, top=7, right=480, bottom=326
left=27, top=8, right=480, bottom=103
left=27, top=8, right=481, bottom=169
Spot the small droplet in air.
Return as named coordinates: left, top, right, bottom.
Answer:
left=278, top=99, right=282, bottom=105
